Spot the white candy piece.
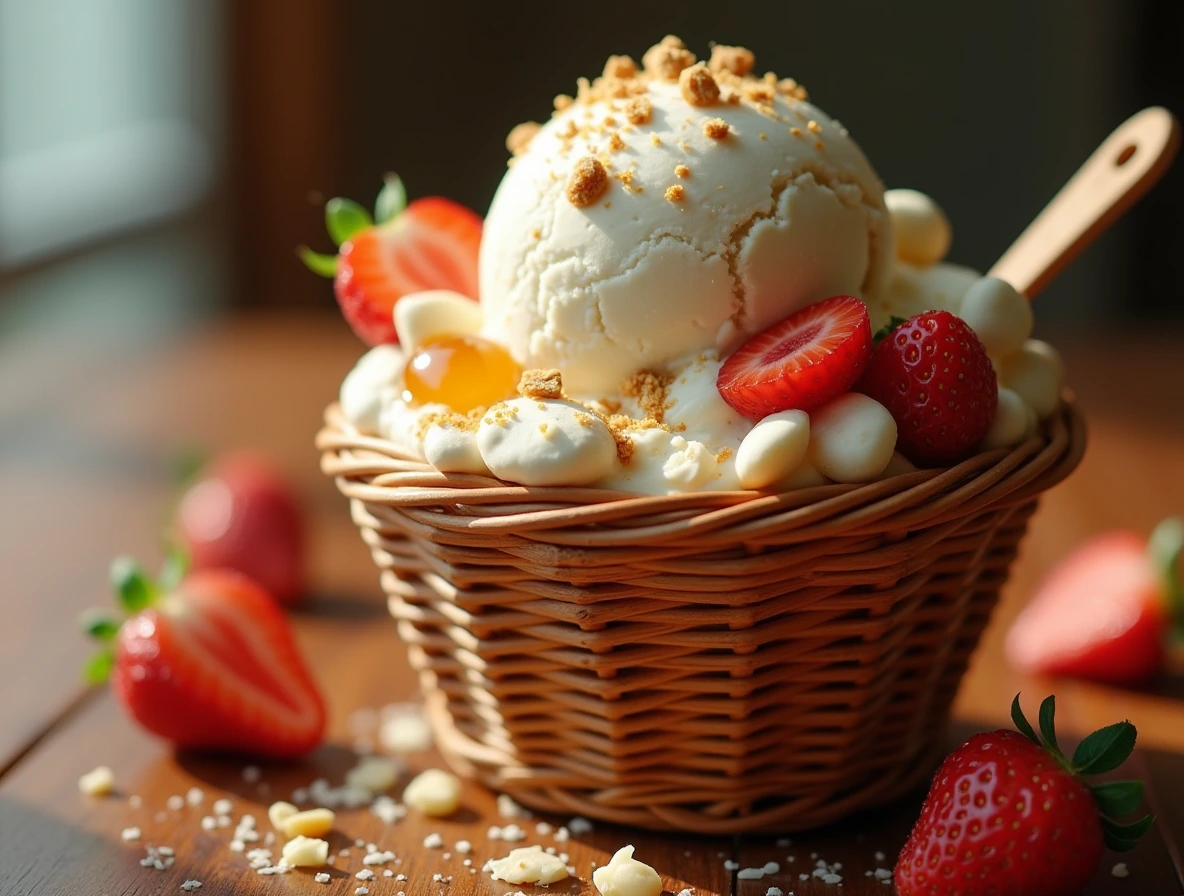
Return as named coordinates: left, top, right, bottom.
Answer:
left=735, top=410, right=810, bottom=489
left=393, top=290, right=483, bottom=351
left=281, top=808, right=336, bottom=839
left=884, top=189, right=951, bottom=268
left=981, top=388, right=1032, bottom=450
left=1000, top=340, right=1064, bottom=419
left=477, top=398, right=617, bottom=486
left=78, top=766, right=115, bottom=796
left=488, top=845, right=570, bottom=885
left=423, top=424, right=489, bottom=475
left=959, top=277, right=1034, bottom=357
left=340, top=345, right=405, bottom=432
left=809, top=394, right=898, bottom=483
left=281, top=836, right=329, bottom=867
left=592, top=845, right=663, bottom=896
left=267, top=801, right=298, bottom=831
left=344, top=756, right=401, bottom=794
left=402, top=769, right=462, bottom=817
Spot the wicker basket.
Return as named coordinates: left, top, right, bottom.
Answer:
left=318, top=400, right=1085, bottom=834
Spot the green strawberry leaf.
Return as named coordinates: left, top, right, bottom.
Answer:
left=325, top=197, right=372, bottom=246
left=374, top=173, right=408, bottom=225
left=299, top=246, right=339, bottom=278
left=159, top=544, right=190, bottom=592
left=1010, top=694, right=1040, bottom=746
left=1091, top=780, right=1145, bottom=817
left=173, top=449, right=206, bottom=489
left=1072, top=720, right=1138, bottom=775
left=110, top=556, right=156, bottom=613
left=872, top=316, right=908, bottom=345
left=1148, top=517, right=1184, bottom=625
left=79, top=610, right=121, bottom=641
left=83, top=648, right=115, bottom=685
left=1101, top=814, right=1155, bottom=852
left=1038, top=695, right=1062, bottom=756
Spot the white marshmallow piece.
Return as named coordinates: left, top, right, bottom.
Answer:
left=981, top=387, right=1032, bottom=450
left=281, top=836, right=329, bottom=867
left=488, top=846, right=570, bottom=886
left=393, top=290, right=483, bottom=352
left=884, top=189, right=952, bottom=268
left=959, top=277, right=1034, bottom=358
left=423, top=424, right=490, bottom=475
left=592, top=845, right=663, bottom=896
left=477, top=398, right=617, bottom=486
left=1000, top=340, right=1064, bottom=419
left=340, top=345, right=405, bottom=433
left=735, top=410, right=810, bottom=489
left=809, top=394, right=898, bottom=483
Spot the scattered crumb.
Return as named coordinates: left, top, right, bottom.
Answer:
left=665, top=185, right=685, bottom=202
left=180, top=882, right=202, bottom=892
left=679, top=63, right=720, bottom=107
left=603, top=55, right=636, bottom=79
left=315, top=873, right=331, bottom=884
left=608, top=132, right=626, bottom=152
left=1112, top=863, right=1130, bottom=878
left=497, top=794, right=530, bottom=819
left=519, top=369, right=564, bottom=400
left=790, top=127, right=802, bottom=137
left=553, top=94, right=573, bottom=112
left=703, top=118, right=730, bottom=140
left=622, top=370, right=673, bottom=424
left=625, top=95, right=652, bottom=125
left=807, top=120, right=822, bottom=134
left=566, top=156, right=609, bottom=207
left=167, top=795, right=184, bottom=811
left=121, top=827, right=141, bottom=842
left=423, top=832, right=444, bottom=849
left=507, top=121, right=541, bottom=156
left=78, top=766, right=115, bottom=796
left=642, top=35, right=696, bottom=81
left=674, top=163, right=690, bottom=178
left=708, top=45, right=755, bottom=76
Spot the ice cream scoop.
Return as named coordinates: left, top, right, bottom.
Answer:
left=478, top=39, right=892, bottom=395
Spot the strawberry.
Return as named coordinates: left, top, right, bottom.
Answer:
left=897, top=695, right=1154, bottom=896
left=175, top=452, right=305, bottom=606
left=716, top=295, right=873, bottom=420
left=81, top=558, right=325, bottom=758
left=858, top=311, right=997, bottom=467
left=1006, top=519, right=1184, bottom=686
left=301, top=174, right=482, bottom=346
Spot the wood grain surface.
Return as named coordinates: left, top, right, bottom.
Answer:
left=1, top=314, right=1182, bottom=895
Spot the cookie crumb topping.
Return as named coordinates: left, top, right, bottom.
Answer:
left=519, top=369, right=564, bottom=400
left=703, top=117, right=731, bottom=140
left=566, top=156, right=609, bottom=206
left=642, top=35, right=696, bottom=81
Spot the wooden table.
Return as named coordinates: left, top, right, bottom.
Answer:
left=2, top=312, right=1182, bottom=895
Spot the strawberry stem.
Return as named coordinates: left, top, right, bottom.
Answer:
left=299, top=246, right=339, bottom=278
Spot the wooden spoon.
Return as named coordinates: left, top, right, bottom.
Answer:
left=988, top=106, right=1179, bottom=298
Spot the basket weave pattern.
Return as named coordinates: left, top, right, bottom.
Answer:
left=318, top=401, right=1084, bottom=833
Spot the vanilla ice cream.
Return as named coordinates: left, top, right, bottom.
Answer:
left=479, top=43, right=892, bottom=395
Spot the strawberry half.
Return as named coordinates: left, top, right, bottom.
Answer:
left=858, top=310, right=997, bottom=467
left=716, top=295, right=873, bottom=420
left=81, top=558, right=325, bottom=758
left=897, top=694, right=1154, bottom=896
left=1006, top=519, right=1184, bottom=686
left=302, top=175, right=482, bottom=346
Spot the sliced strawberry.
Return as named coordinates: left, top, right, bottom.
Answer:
left=1006, top=521, right=1184, bottom=686
left=302, top=176, right=482, bottom=346
left=82, top=562, right=325, bottom=758
left=716, top=295, right=873, bottom=420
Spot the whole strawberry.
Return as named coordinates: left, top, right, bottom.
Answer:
left=302, top=174, right=482, bottom=346
left=81, top=557, right=325, bottom=758
left=896, top=695, right=1154, bottom=896
left=859, top=311, right=997, bottom=466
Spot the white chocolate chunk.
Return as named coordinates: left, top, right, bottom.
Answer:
left=340, top=345, right=405, bottom=432
left=393, top=290, right=483, bottom=351
left=488, top=845, right=570, bottom=885
left=981, top=388, right=1032, bottom=450
left=267, top=801, right=298, bottom=830
left=884, top=189, right=951, bottom=267
left=809, top=394, right=897, bottom=483
left=735, top=410, right=810, bottom=489
left=344, top=756, right=401, bottom=794
left=281, top=836, right=329, bottom=867
left=78, top=766, right=115, bottom=796
left=402, top=769, right=462, bottom=817
left=423, top=424, right=490, bottom=475
left=592, top=845, right=663, bottom=896
left=1000, top=340, right=1063, bottom=419
left=959, top=277, right=1034, bottom=357
left=477, top=398, right=616, bottom=486
left=281, top=808, right=336, bottom=839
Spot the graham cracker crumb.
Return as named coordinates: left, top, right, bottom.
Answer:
left=596, top=397, right=622, bottom=415
left=742, top=81, right=775, bottom=104
left=518, top=369, right=564, bottom=400
left=650, top=134, right=661, bottom=146
left=482, top=402, right=520, bottom=428
left=554, top=94, right=574, bottom=112
left=790, top=126, right=803, bottom=137
left=708, top=45, right=755, bottom=77
left=703, top=117, right=730, bottom=140
left=674, top=163, right=690, bottom=178
left=506, top=121, right=541, bottom=156
left=664, top=184, right=685, bottom=202
left=716, top=447, right=734, bottom=463
left=416, top=408, right=484, bottom=440
left=815, top=140, right=825, bottom=150
left=531, top=229, right=541, bottom=240
left=621, top=370, right=673, bottom=424
left=777, top=77, right=809, bottom=101
left=642, top=35, right=695, bottom=81
left=574, top=412, right=595, bottom=428
left=759, top=133, right=768, bottom=140
left=567, top=156, right=609, bottom=206
left=612, top=168, right=641, bottom=193
left=624, top=95, right=652, bottom=125
left=679, top=63, right=720, bottom=107
left=807, top=120, right=822, bottom=134
left=608, top=132, right=626, bottom=152
left=603, top=55, right=637, bottom=79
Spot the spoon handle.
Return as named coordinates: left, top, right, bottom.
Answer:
left=988, top=106, right=1179, bottom=298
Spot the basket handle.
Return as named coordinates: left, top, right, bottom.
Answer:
left=988, top=106, right=1179, bottom=298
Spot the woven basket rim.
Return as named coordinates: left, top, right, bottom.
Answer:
left=317, top=399, right=1085, bottom=546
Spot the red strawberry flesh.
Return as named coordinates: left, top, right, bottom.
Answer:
left=716, top=295, right=873, bottom=420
